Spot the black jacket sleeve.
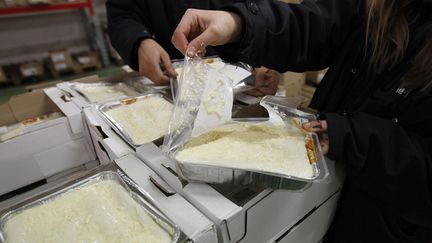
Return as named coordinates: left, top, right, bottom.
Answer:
left=106, top=0, right=153, bottom=70
left=325, top=112, right=432, bottom=227
left=217, top=0, right=363, bottom=72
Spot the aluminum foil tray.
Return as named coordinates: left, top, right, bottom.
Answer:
left=97, top=93, right=173, bottom=147
left=173, top=119, right=328, bottom=190
left=0, top=164, right=187, bottom=243
left=70, top=82, right=140, bottom=104
left=124, top=76, right=171, bottom=95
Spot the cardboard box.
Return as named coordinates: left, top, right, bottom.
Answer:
left=270, top=191, right=340, bottom=243
left=19, top=61, right=44, bottom=80
left=0, top=90, right=94, bottom=196
left=0, top=67, right=7, bottom=83
left=48, top=49, right=79, bottom=78
left=73, top=51, right=102, bottom=72
left=280, top=71, right=306, bottom=97
left=306, top=68, right=328, bottom=86
left=0, top=154, right=218, bottom=243
left=115, top=155, right=218, bottom=242
left=77, top=75, right=344, bottom=242
left=83, top=107, right=133, bottom=164
left=135, top=143, right=344, bottom=243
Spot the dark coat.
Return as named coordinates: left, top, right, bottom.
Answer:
left=106, top=0, right=241, bottom=70
left=217, top=0, right=432, bottom=242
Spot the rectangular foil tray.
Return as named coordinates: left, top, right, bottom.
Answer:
left=70, top=82, right=140, bottom=104
left=174, top=118, right=328, bottom=190
left=0, top=164, right=187, bottom=243
left=97, top=93, right=173, bottom=147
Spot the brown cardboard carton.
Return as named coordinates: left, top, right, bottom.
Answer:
left=279, top=71, right=306, bottom=97
left=19, top=61, right=44, bottom=79
left=0, top=91, right=60, bottom=126
left=48, top=49, right=78, bottom=78
left=305, top=68, right=328, bottom=85
left=0, top=67, right=7, bottom=83
left=74, top=52, right=102, bottom=72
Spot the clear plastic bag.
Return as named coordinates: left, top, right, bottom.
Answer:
left=163, top=54, right=235, bottom=154
left=169, top=57, right=254, bottom=100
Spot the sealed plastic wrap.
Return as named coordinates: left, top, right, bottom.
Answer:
left=165, top=68, right=328, bottom=190
left=163, top=54, right=235, bottom=153
left=0, top=164, right=187, bottom=243
left=170, top=57, right=254, bottom=101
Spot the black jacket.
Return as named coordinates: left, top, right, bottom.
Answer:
left=106, top=0, right=241, bottom=70
left=217, top=0, right=432, bottom=242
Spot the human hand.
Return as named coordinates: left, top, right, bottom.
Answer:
left=172, top=9, right=243, bottom=56
left=247, top=67, right=281, bottom=97
left=138, top=39, right=177, bottom=85
left=302, top=120, right=329, bottom=155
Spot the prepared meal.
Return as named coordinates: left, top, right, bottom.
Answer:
left=175, top=122, right=314, bottom=179
left=76, top=85, right=133, bottom=103
left=0, top=112, right=62, bottom=142
left=1, top=180, right=172, bottom=243
left=105, top=96, right=173, bottom=145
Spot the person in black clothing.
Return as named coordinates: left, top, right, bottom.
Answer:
left=106, top=0, right=280, bottom=96
left=172, top=0, right=432, bottom=242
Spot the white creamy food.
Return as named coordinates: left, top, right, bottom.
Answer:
left=176, top=122, right=314, bottom=178
left=2, top=180, right=172, bottom=243
left=0, top=112, right=63, bottom=142
left=78, top=86, right=131, bottom=102
left=106, top=96, right=173, bottom=145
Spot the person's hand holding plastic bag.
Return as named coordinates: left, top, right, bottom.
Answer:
left=172, top=9, right=243, bottom=56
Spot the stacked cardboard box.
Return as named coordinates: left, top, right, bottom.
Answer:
left=0, top=90, right=95, bottom=195
left=73, top=51, right=102, bottom=73
left=18, top=61, right=45, bottom=82
left=48, top=49, right=80, bottom=78
left=0, top=67, right=8, bottom=84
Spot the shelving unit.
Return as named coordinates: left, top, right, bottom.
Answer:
left=0, top=0, right=109, bottom=69
left=0, top=1, right=94, bottom=16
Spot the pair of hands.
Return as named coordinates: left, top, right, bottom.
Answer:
left=139, top=8, right=242, bottom=84
left=140, top=8, right=329, bottom=154
left=138, top=39, right=280, bottom=96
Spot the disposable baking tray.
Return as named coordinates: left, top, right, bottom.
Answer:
left=70, top=82, right=140, bottom=104
left=124, top=76, right=171, bottom=95
left=0, top=164, right=187, bottom=243
left=97, top=93, right=173, bottom=147
left=173, top=118, right=328, bottom=190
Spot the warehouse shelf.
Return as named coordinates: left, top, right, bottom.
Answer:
left=0, top=0, right=109, bottom=69
left=0, top=1, right=94, bottom=16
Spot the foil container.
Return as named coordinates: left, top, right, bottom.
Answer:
left=123, top=76, right=171, bottom=96
left=70, top=82, right=140, bottom=104
left=0, top=164, right=187, bottom=243
left=173, top=118, right=328, bottom=190
left=97, top=93, right=173, bottom=147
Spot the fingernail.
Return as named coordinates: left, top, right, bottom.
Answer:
left=186, top=47, right=196, bottom=57
left=302, top=123, right=311, bottom=129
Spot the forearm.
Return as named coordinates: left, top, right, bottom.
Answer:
left=216, top=0, right=363, bottom=72
left=106, top=0, right=153, bottom=70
